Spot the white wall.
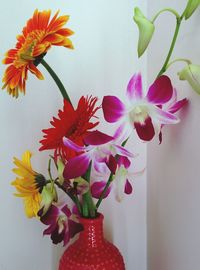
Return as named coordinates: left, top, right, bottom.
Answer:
left=147, top=1, right=200, bottom=270
left=0, top=1, right=147, bottom=270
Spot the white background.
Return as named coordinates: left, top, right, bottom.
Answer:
left=1, top=0, right=200, bottom=270
left=147, top=1, right=200, bottom=270
left=0, top=1, right=146, bottom=270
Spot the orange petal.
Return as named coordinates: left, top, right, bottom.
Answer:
left=29, top=63, right=44, bottom=80
left=43, top=33, right=65, bottom=44
left=56, top=28, right=74, bottom=36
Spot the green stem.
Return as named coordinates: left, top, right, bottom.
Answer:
left=96, top=173, right=113, bottom=209
left=151, top=8, right=180, bottom=23
left=166, top=58, right=192, bottom=69
left=54, top=180, right=77, bottom=205
left=40, top=59, right=72, bottom=104
left=82, top=163, right=96, bottom=218
left=157, top=17, right=182, bottom=78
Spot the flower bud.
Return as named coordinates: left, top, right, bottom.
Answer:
left=57, top=158, right=65, bottom=184
left=178, top=64, right=200, bottom=94
left=39, top=184, right=58, bottom=216
left=133, top=7, right=155, bottom=57
left=184, top=0, right=200, bottom=20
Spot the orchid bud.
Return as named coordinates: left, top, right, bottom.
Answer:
left=178, top=64, right=200, bottom=94
left=184, top=0, right=200, bottom=20
left=133, top=7, right=155, bottom=57
left=39, top=184, right=58, bottom=216
left=57, top=158, right=65, bottom=184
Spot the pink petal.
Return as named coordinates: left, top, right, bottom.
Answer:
left=106, top=155, right=117, bottom=174
left=114, top=144, right=134, bottom=158
left=91, top=181, right=111, bottom=199
left=68, top=219, right=83, bottom=239
left=102, top=96, right=126, bottom=123
left=63, top=137, right=86, bottom=152
left=126, top=73, right=143, bottom=100
left=40, top=205, right=59, bottom=225
left=61, top=205, right=71, bottom=218
left=168, top=98, right=188, bottom=114
left=63, top=154, right=91, bottom=180
left=117, top=156, right=131, bottom=169
left=124, top=179, right=133, bottom=195
left=134, top=116, right=155, bottom=141
left=147, top=75, right=173, bottom=104
left=84, top=130, right=113, bottom=146
left=155, top=107, right=179, bottom=124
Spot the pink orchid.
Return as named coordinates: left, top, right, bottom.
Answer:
left=158, top=87, right=188, bottom=143
left=40, top=204, right=83, bottom=246
left=63, top=130, right=134, bottom=180
left=102, top=73, right=181, bottom=141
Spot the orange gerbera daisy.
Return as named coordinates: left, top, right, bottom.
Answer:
left=2, top=9, right=74, bottom=98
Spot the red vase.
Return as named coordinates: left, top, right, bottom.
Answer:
left=59, top=214, right=125, bottom=270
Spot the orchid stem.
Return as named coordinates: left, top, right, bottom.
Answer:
left=96, top=173, right=113, bottom=209
left=40, top=59, right=72, bottom=104
left=151, top=8, right=180, bottom=23
left=54, top=180, right=77, bottom=205
left=166, top=58, right=192, bottom=69
left=157, top=16, right=183, bottom=78
left=82, top=163, right=96, bottom=218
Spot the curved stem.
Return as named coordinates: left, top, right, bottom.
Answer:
left=157, top=17, right=182, bottom=78
left=166, top=58, right=192, bottom=69
left=151, top=8, right=180, bottom=23
left=96, top=173, right=113, bottom=209
left=40, top=59, right=72, bottom=104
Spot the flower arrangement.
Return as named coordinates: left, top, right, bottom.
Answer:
left=3, top=1, right=200, bottom=248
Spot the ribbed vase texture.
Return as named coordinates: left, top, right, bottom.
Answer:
left=59, top=214, right=125, bottom=270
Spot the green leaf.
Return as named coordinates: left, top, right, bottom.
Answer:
left=133, top=7, right=155, bottom=57
left=184, top=0, right=200, bottom=20
left=178, top=64, right=200, bottom=94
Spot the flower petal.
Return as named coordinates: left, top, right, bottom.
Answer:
left=84, top=130, right=113, bottom=146
left=155, top=107, right=180, bottom=124
left=124, top=179, right=133, bottom=195
left=63, top=137, right=86, bottom=152
left=63, top=154, right=91, bottom=180
left=102, top=96, right=126, bottom=123
left=147, top=75, right=173, bottom=104
left=134, top=116, right=155, bottom=141
left=114, top=144, right=134, bottom=158
left=168, top=98, right=188, bottom=114
left=91, top=181, right=111, bottom=199
left=126, top=73, right=143, bottom=100
left=117, top=156, right=131, bottom=169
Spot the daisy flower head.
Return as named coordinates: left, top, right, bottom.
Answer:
left=2, top=9, right=74, bottom=97
left=11, top=150, right=46, bottom=218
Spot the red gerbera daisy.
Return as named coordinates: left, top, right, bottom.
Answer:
left=39, top=96, right=100, bottom=161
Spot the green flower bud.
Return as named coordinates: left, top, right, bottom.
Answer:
left=57, top=158, right=65, bottom=184
left=133, top=7, right=155, bottom=57
left=178, top=64, right=200, bottom=94
left=40, top=184, right=58, bottom=216
left=184, top=0, right=200, bottom=20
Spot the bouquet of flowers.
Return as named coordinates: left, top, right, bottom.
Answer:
left=2, top=1, right=200, bottom=248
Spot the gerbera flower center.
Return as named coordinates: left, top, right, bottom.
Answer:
left=14, top=30, right=46, bottom=68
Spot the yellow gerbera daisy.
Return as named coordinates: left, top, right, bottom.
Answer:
left=11, top=151, right=45, bottom=218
